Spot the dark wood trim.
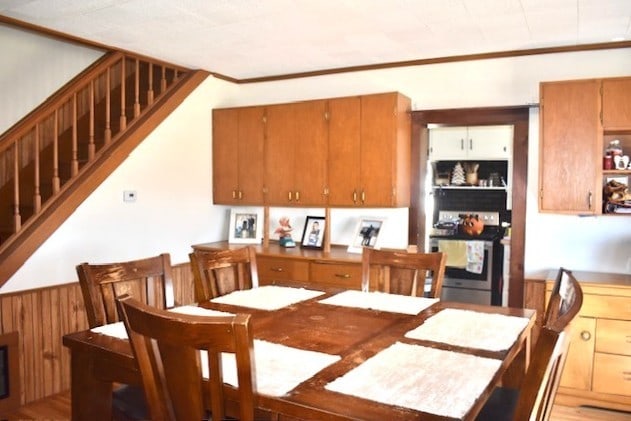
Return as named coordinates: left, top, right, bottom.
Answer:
left=3, top=14, right=630, bottom=84
left=411, top=106, right=530, bottom=308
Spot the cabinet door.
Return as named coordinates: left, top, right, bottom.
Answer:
left=560, top=316, right=595, bottom=391
left=429, top=127, right=467, bottom=160
left=265, top=103, right=296, bottom=205
left=466, top=125, right=513, bottom=159
left=212, top=108, right=239, bottom=204
left=327, top=96, right=361, bottom=206
left=360, top=93, right=410, bottom=206
left=237, top=106, right=265, bottom=204
left=293, top=100, right=328, bottom=206
left=539, top=80, right=602, bottom=214
left=602, top=78, right=631, bottom=129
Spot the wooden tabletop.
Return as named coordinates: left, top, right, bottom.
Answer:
left=63, top=290, right=535, bottom=421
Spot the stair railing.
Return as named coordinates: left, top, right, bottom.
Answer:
left=0, top=51, right=188, bottom=245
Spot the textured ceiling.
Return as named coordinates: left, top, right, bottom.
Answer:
left=1, top=0, right=630, bottom=80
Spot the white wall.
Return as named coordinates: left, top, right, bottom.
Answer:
left=2, top=32, right=630, bottom=292
left=0, top=24, right=104, bottom=133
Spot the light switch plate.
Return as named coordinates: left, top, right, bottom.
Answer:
left=123, top=190, right=137, bottom=202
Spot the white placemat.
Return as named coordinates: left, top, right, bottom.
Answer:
left=318, top=290, right=438, bottom=315
left=90, top=321, right=128, bottom=339
left=405, top=308, right=531, bottom=352
left=90, top=306, right=234, bottom=339
left=210, top=285, right=325, bottom=310
left=325, top=341, right=501, bottom=419
left=204, top=340, right=340, bottom=397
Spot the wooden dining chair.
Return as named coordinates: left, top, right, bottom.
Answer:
left=361, top=248, right=446, bottom=298
left=116, top=294, right=256, bottom=421
left=189, top=246, right=258, bottom=302
left=76, top=253, right=176, bottom=328
left=543, top=267, right=583, bottom=332
left=76, top=253, right=176, bottom=420
left=476, top=268, right=583, bottom=421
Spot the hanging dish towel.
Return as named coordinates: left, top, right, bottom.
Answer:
left=438, top=240, right=467, bottom=268
left=466, top=241, right=485, bottom=274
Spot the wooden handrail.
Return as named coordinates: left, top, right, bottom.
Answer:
left=0, top=51, right=191, bottom=249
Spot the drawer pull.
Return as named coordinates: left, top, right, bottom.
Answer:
left=271, top=267, right=284, bottom=272
left=334, top=273, right=351, bottom=279
left=626, top=335, right=631, bottom=343
left=580, top=331, right=592, bottom=341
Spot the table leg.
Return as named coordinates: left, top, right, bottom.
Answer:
left=69, top=348, right=113, bottom=421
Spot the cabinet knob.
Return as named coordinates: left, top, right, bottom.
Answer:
left=238, top=190, right=243, bottom=199
left=295, top=191, right=300, bottom=201
left=232, top=190, right=237, bottom=199
left=580, top=330, right=592, bottom=341
left=361, top=191, right=366, bottom=203
left=334, top=273, right=351, bottom=279
left=271, top=267, right=284, bottom=272
left=353, top=190, right=358, bottom=203
left=288, top=191, right=292, bottom=201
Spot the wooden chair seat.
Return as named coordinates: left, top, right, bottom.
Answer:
left=361, top=248, right=446, bottom=298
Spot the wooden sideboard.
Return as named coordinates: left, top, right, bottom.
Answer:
left=192, top=241, right=364, bottom=291
left=525, top=270, right=631, bottom=412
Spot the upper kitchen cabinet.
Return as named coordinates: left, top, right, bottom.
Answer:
left=327, top=96, right=361, bottom=206
left=602, top=77, right=631, bottom=130
left=327, top=92, right=410, bottom=207
left=359, top=93, right=411, bottom=207
left=429, top=125, right=513, bottom=161
left=265, top=100, right=328, bottom=206
left=539, top=79, right=602, bottom=214
left=213, top=106, right=265, bottom=205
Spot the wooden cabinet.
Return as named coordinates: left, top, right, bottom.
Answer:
left=265, top=100, right=328, bottom=206
left=346, top=92, right=411, bottom=207
left=602, top=77, right=631, bottom=129
left=327, top=92, right=411, bottom=207
left=539, top=79, right=602, bottom=214
left=193, top=242, right=362, bottom=291
left=429, top=125, right=513, bottom=161
left=212, top=106, right=265, bottom=204
left=543, top=271, right=631, bottom=411
left=327, top=96, right=361, bottom=206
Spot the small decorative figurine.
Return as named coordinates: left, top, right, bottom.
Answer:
left=274, top=216, right=296, bottom=247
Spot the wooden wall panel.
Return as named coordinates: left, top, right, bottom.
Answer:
left=0, top=261, right=195, bottom=406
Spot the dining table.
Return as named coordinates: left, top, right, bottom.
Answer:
left=63, top=286, right=536, bottom=421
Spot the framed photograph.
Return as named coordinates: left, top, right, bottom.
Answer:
left=228, top=208, right=263, bottom=244
left=348, top=217, right=385, bottom=253
left=300, top=216, right=326, bottom=249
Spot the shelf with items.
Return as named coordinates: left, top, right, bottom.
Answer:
left=602, top=133, right=631, bottom=214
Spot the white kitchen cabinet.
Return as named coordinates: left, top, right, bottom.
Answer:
left=429, top=125, right=513, bottom=160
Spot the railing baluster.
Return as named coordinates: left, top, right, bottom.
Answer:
left=72, top=93, right=78, bottom=176
left=147, top=62, right=154, bottom=105
left=52, top=109, right=60, bottom=193
left=134, top=59, right=140, bottom=117
left=33, top=123, right=41, bottom=213
left=105, top=66, right=111, bottom=144
left=13, top=142, right=21, bottom=232
left=120, top=58, right=127, bottom=130
left=161, top=66, right=167, bottom=93
left=89, top=80, right=95, bottom=160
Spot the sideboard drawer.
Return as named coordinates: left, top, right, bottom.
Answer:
left=310, top=261, right=362, bottom=290
left=257, top=257, right=309, bottom=285
left=592, top=352, right=631, bottom=396
left=581, top=294, right=631, bottom=320
left=596, top=319, right=631, bottom=356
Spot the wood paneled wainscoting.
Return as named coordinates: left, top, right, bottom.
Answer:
left=0, top=261, right=195, bottom=409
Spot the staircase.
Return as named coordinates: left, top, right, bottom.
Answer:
left=0, top=51, right=209, bottom=287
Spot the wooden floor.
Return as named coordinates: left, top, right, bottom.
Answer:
left=1, top=391, right=630, bottom=420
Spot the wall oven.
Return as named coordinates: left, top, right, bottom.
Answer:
left=429, top=211, right=504, bottom=306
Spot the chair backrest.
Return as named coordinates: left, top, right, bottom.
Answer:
left=361, top=248, right=446, bottom=298
left=76, top=253, right=175, bottom=328
left=544, top=268, right=583, bottom=333
left=513, top=326, right=572, bottom=421
left=189, top=246, right=258, bottom=302
left=116, top=295, right=256, bottom=421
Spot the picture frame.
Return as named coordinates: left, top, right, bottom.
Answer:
left=228, top=208, right=263, bottom=244
left=348, top=217, right=385, bottom=253
left=300, top=216, right=326, bottom=249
